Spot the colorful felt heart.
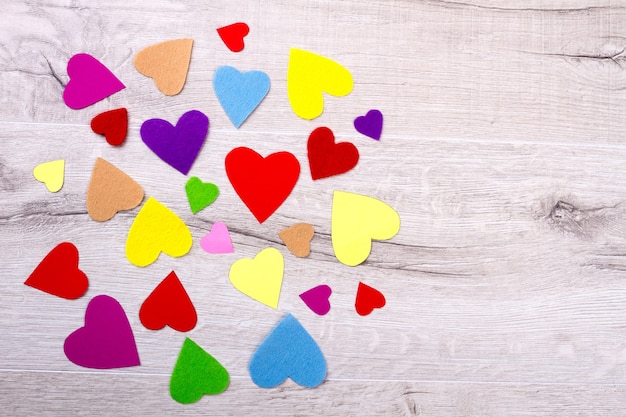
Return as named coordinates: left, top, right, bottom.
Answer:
left=24, top=242, right=88, bottom=300
left=307, top=126, right=359, bottom=180
left=139, top=271, right=197, bottom=332
left=225, top=147, right=300, bottom=223
left=64, top=295, right=140, bottom=369
left=354, top=109, right=383, bottom=140
left=33, top=159, right=65, bottom=193
left=134, top=39, right=193, bottom=96
left=86, top=158, right=144, bottom=222
left=278, top=223, right=314, bottom=257
left=332, top=191, right=400, bottom=266
left=213, top=66, right=270, bottom=128
left=299, top=285, right=332, bottom=316
left=249, top=313, right=326, bottom=388
left=287, top=48, right=353, bottom=120
left=185, top=176, right=219, bottom=214
left=63, top=53, right=125, bottom=109
left=141, top=110, right=208, bottom=175
left=170, top=337, right=230, bottom=404
left=216, top=22, right=249, bottom=52
left=229, top=247, right=284, bottom=309
left=126, top=197, right=192, bottom=267
left=355, top=282, right=386, bottom=316
left=90, top=108, right=128, bottom=146
left=200, top=222, right=234, bottom=254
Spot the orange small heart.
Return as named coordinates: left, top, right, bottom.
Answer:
left=134, top=39, right=193, bottom=96
left=278, top=223, right=314, bottom=258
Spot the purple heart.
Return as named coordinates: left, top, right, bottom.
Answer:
left=63, top=53, right=125, bottom=110
left=299, top=284, right=332, bottom=316
left=353, top=109, right=383, bottom=140
left=64, top=295, right=140, bottom=369
left=141, top=110, right=209, bottom=175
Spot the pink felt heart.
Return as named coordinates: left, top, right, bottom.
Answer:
left=200, top=222, right=234, bottom=254
left=63, top=53, right=125, bottom=110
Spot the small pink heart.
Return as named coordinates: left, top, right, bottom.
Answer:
left=63, top=54, right=125, bottom=110
left=200, top=222, right=234, bottom=254
left=299, top=285, right=332, bottom=316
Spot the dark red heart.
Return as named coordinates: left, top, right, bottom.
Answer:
left=217, top=22, right=249, bottom=53
left=355, top=282, right=385, bottom=316
left=139, top=271, right=197, bottom=332
left=90, top=107, right=128, bottom=146
left=307, top=126, right=359, bottom=180
left=24, top=242, right=88, bottom=300
left=225, top=147, right=300, bottom=223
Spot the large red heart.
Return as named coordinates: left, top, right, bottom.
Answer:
left=225, top=147, right=300, bottom=223
left=24, top=242, right=88, bottom=300
left=139, top=271, right=197, bottom=332
left=307, top=126, right=359, bottom=180
left=355, top=282, right=385, bottom=316
left=90, top=108, right=128, bottom=146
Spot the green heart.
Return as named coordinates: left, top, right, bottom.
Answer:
left=170, top=337, right=230, bottom=404
left=185, top=176, right=219, bottom=214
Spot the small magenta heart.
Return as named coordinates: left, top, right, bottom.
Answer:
left=214, top=66, right=270, bottom=128
left=216, top=22, right=249, bottom=53
left=354, top=109, right=383, bottom=140
left=200, top=222, right=234, bottom=254
left=63, top=53, right=125, bottom=109
left=299, top=285, right=331, bottom=316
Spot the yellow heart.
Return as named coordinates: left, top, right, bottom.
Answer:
left=126, top=197, right=192, bottom=267
left=33, top=159, right=65, bottom=193
left=287, top=48, right=353, bottom=120
left=134, top=38, right=193, bottom=96
left=331, top=191, right=400, bottom=267
left=229, top=248, right=284, bottom=309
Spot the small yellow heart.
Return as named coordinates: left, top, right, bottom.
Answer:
left=229, top=248, right=284, bottom=309
left=33, top=159, right=65, bottom=193
left=287, top=48, right=353, bottom=120
left=331, top=191, right=400, bottom=267
left=126, top=197, right=192, bottom=267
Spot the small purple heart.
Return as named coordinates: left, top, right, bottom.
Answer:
left=141, top=110, right=209, bottom=175
left=353, top=109, right=383, bottom=140
left=299, top=284, right=332, bottom=316
left=63, top=53, right=125, bottom=110
left=64, top=294, right=140, bottom=369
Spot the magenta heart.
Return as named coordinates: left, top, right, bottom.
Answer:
left=63, top=53, right=125, bottom=110
left=299, top=285, right=332, bottom=316
left=141, top=110, right=209, bottom=175
left=64, top=294, right=140, bottom=369
left=353, top=109, right=383, bottom=140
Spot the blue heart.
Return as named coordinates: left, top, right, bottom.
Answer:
left=249, top=313, right=326, bottom=388
left=213, top=66, right=270, bottom=128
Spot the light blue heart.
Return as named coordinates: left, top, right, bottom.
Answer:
left=213, top=66, right=270, bottom=128
left=249, top=313, right=326, bottom=388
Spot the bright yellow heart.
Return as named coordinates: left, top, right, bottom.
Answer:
left=33, top=159, right=65, bottom=193
left=126, top=197, right=192, bottom=267
left=287, top=48, right=353, bottom=120
left=229, top=248, right=284, bottom=309
left=331, top=191, right=400, bottom=267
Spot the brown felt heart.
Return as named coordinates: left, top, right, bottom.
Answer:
left=134, top=39, right=193, bottom=96
left=90, top=108, right=128, bottom=146
left=307, top=126, right=359, bottom=180
left=139, top=271, right=197, bottom=332
left=278, top=223, right=314, bottom=257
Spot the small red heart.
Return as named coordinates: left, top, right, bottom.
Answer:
left=225, top=147, right=300, bottom=223
left=139, top=271, right=197, bottom=332
left=307, top=126, right=359, bottom=180
left=24, top=242, right=88, bottom=300
left=217, top=22, right=249, bottom=53
left=355, top=282, right=385, bottom=316
left=90, top=108, right=128, bottom=146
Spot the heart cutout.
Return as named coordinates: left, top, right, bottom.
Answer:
left=90, top=108, right=128, bottom=146
left=225, top=147, right=300, bottom=223
left=86, top=158, right=144, bottom=222
left=141, top=110, right=209, bottom=175
left=170, top=337, right=230, bottom=404
left=229, top=247, right=283, bottom=309
left=200, top=222, right=234, bottom=254
left=217, top=22, right=249, bottom=52
left=126, top=197, right=192, bottom=267
left=278, top=223, right=314, bottom=257
left=63, top=53, right=125, bottom=109
left=134, top=39, right=193, bottom=96
left=287, top=48, right=353, bottom=120
left=139, top=271, right=197, bottom=332
left=249, top=313, right=326, bottom=388
left=64, top=295, right=140, bottom=369
left=299, top=285, right=332, bottom=316
left=332, top=190, right=400, bottom=266
left=307, top=126, right=359, bottom=180
left=33, top=159, right=65, bottom=193
left=213, top=66, right=270, bottom=128
left=355, top=282, right=386, bottom=316
left=24, top=242, right=88, bottom=299
left=185, top=176, right=219, bottom=214
left=354, top=109, right=383, bottom=140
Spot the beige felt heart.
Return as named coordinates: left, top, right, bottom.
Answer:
left=134, top=39, right=193, bottom=96
left=278, top=223, right=314, bottom=257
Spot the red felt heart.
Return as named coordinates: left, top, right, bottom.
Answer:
left=355, top=282, right=385, bottom=316
left=139, top=271, right=197, bottom=332
left=216, top=22, right=249, bottom=53
left=24, top=242, right=88, bottom=300
left=225, top=147, right=300, bottom=223
left=307, top=126, right=359, bottom=180
left=90, top=108, right=128, bottom=146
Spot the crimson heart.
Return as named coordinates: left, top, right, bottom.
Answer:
left=225, top=147, right=300, bottom=223
left=139, top=271, right=197, bottom=332
left=307, top=126, right=359, bottom=180
left=90, top=108, right=128, bottom=146
left=355, top=282, right=385, bottom=316
left=216, top=22, right=249, bottom=53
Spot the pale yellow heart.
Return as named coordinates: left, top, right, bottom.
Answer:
left=33, top=159, right=65, bottom=192
left=134, top=38, right=193, bottom=96
left=229, top=248, right=284, bottom=309
left=287, top=48, right=353, bottom=120
left=331, top=191, right=400, bottom=267
left=126, top=197, right=192, bottom=267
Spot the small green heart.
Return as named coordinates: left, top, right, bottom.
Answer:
left=170, top=337, right=229, bottom=404
left=185, top=176, right=219, bottom=214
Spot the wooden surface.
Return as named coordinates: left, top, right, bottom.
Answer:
left=2, top=0, right=626, bottom=415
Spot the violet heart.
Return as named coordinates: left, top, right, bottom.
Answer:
left=299, top=285, right=332, bottom=315
left=63, top=294, right=140, bottom=369
left=353, top=109, right=383, bottom=140
left=63, top=53, right=125, bottom=110
left=141, top=110, right=209, bottom=175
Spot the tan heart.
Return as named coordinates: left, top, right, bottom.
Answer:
left=134, top=38, right=193, bottom=96
left=278, top=223, right=314, bottom=258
